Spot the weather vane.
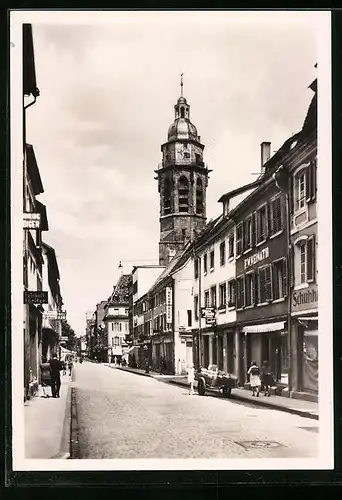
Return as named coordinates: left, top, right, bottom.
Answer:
left=180, top=73, right=184, bottom=97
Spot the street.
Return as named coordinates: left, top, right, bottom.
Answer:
left=72, top=361, right=318, bottom=459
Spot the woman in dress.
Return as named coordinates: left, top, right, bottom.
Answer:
left=187, top=364, right=195, bottom=395
left=248, top=361, right=261, bottom=397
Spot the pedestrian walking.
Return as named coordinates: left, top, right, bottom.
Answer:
left=68, top=358, right=73, bottom=376
left=247, top=360, right=261, bottom=397
left=40, top=357, right=52, bottom=398
left=261, top=360, right=273, bottom=397
left=49, top=353, right=62, bottom=398
left=187, top=364, right=195, bottom=395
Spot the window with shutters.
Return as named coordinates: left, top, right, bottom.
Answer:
left=236, top=223, right=243, bottom=255
left=236, top=276, right=245, bottom=309
left=256, top=204, right=268, bottom=243
left=219, top=282, right=227, bottom=309
left=228, top=280, right=236, bottom=308
left=306, top=159, right=317, bottom=203
left=203, top=254, right=207, bottom=274
left=228, top=234, right=235, bottom=259
left=307, top=235, right=315, bottom=282
left=258, top=265, right=272, bottom=303
left=210, top=285, right=217, bottom=307
left=220, top=241, right=226, bottom=266
left=194, top=258, right=199, bottom=279
left=210, top=250, right=215, bottom=271
left=270, top=195, right=283, bottom=235
left=272, top=259, right=287, bottom=300
left=244, top=216, right=252, bottom=251
left=194, top=295, right=199, bottom=320
left=245, top=272, right=254, bottom=307
left=294, top=167, right=307, bottom=212
left=204, top=290, right=210, bottom=307
left=251, top=212, right=257, bottom=247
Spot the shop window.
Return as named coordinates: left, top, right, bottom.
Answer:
left=272, top=259, right=287, bottom=299
left=245, top=272, right=254, bottom=307
left=203, top=254, right=208, bottom=274
left=194, top=295, right=199, bottom=320
left=210, top=250, right=215, bottom=270
left=236, top=276, right=245, bottom=309
left=236, top=223, right=243, bottom=255
left=204, top=290, right=210, bottom=307
left=210, top=285, right=217, bottom=308
left=220, top=240, right=226, bottom=266
left=270, top=195, right=283, bottom=235
left=163, top=178, right=172, bottom=215
left=219, top=282, right=227, bottom=308
left=178, top=176, right=189, bottom=213
left=256, top=204, right=268, bottom=243
left=228, top=280, right=236, bottom=307
left=258, top=265, right=272, bottom=303
left=244, top=217, right=252, bottom=251
left=194, top=258, right=199, bottom=279
left=228, top=234, right=235, bottom=259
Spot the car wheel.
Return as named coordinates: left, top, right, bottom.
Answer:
left=197, top=379, right=206, bottom=396
left=223, top=387, right=232, bottom=398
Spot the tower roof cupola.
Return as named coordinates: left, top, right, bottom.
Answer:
left=167, top=74, right=200, bottom=142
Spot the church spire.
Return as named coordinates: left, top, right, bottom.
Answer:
left=180, top=73, right=184, bottom=97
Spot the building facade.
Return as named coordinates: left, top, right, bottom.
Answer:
left=104, top=274, right=132, bottom=363
left=156, top=81, right=210, bottom=266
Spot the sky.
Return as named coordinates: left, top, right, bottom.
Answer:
left=24, top=11, right=319, bottom=336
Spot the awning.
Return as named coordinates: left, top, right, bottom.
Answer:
left=242, top=322, right=285, bottom=334
left=297, top=317, right=318, bottom=322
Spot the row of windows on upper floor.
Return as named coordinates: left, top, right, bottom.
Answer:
left=110, top=322, right=129, bottom=332
left=134, top=289, right=167, bottom=316
left=194, top=161, right=317, bottom=279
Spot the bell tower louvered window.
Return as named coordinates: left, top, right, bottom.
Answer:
left=163, top=178, right=172, bottom=215
left=178, top=176, right=189, bottom=213
left=196, top=178, right=204, bottom=215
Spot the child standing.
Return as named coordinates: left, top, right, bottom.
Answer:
left=187, top=364, right=195, bottom=395
left=248, top=361, right=261, bottom=397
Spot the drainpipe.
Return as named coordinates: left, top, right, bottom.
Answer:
left=273, top=165, right=292, bottom=394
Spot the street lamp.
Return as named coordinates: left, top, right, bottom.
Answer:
left=273, top=164, right=292, bottom=393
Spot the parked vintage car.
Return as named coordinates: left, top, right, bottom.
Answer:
left=195, top=364, right=238, bottom=397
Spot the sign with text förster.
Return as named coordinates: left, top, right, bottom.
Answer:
left=24, top=290, right=48, bottom=304
left=23, top=212, right=41, bottom=229
left=166, top=286, right=172, bottom=323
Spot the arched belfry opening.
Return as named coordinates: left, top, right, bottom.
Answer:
left=196, top=177, right=204, bottom=215
left=178, top=176, right=189, bottom=213
left=163, top=178, right=172, bottom=215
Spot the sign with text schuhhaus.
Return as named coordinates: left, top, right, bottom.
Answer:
left=23, top=212, right=41, bottom=229
left=24, top=290, right=48, bottom=304
left=292, top=284, right=318, bottom=313
left=166, top=286, right=172, bottom=323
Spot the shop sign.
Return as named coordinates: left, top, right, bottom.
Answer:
left=57, top=311, right=67, bottom=320
left=43, top=311, right=57, bottom=319
left=166, top=286, right=172, bottom=323
left=244, top=247, right=269, bottom=270
left=201, top=307, right=217, bottom=326
left=24, top=290, right=48, bottom=304
left=292, top=284, right=318, bottom=312
left=23, top=212, right=41, bottom=229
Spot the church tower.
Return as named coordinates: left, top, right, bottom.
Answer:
left=156, top=76, right=211, bottom=266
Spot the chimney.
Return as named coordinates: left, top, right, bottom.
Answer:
left=260, top=142, right=271, bottom=173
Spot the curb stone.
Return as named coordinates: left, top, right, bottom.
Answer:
left=168, top=380, right=319, bottom=421
left=51, top=385, right=72, bottom=459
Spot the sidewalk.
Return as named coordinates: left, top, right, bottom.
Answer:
left=107, top=365, right=318, bottom=420
left=24, top=373, right=72, bottom=459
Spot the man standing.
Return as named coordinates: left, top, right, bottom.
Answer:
left=49, top=353, right=62, bottom=398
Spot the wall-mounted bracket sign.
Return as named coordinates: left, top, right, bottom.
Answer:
left=24, top=290, right=48, bottom=304
left=23, top=212, right=41, bottom=229
left=57, top=311, right=67, bottom=320
left=201, top=307, right=217, bottom=326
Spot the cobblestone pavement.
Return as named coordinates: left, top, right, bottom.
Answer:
left=74, top=361, right=319, bottom=459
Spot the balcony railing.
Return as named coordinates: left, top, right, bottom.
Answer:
left=157, top=161, right=208, bottom=170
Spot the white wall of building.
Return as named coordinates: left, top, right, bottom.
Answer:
left=132, top=267, right=164, bottom=303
